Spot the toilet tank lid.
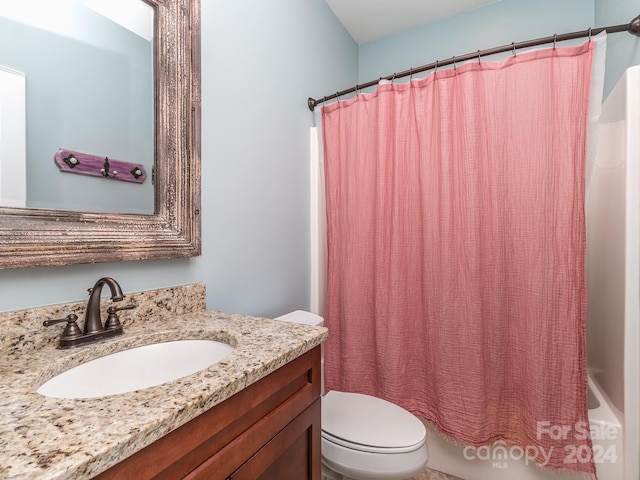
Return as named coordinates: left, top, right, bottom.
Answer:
left=275, top=310, right=325, bottom=327
left=322, top=390, right=426, bottom=450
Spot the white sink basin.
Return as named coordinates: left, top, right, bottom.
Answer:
left=37, top=339, right=235, bottom=399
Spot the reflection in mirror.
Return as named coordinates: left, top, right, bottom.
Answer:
left=0, top=65, right=26, bottom=207
left=0, top=0, right=154, bottom=214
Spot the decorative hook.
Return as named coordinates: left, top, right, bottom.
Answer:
left=130, top=166, right=144, bottom=179
left=101, top=157, right=118, bottom=178
left=62, top=153, right=79, bottom=169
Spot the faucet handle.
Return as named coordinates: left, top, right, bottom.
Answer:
left=104, top=304, right=136, bottom=330
left=110, top=304, right=136, bottom=312
left=43, top=313, right=79, bottom=327
left=43, top=314, right=83, bottom=342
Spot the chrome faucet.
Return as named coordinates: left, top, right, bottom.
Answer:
left=43, top=277, right=134, bottom=349
left=84, top=277, right=125, bottom=333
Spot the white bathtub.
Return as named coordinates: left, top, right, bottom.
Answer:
left=424, top=374, right=623, bottom=480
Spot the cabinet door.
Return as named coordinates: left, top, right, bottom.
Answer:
left=230, top=398, right=321, bottom=480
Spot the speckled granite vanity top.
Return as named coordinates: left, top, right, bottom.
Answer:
left=0, top=284, right=327, bottom=479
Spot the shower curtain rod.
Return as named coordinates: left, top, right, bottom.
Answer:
left=307, top=14, right=640, bottom=111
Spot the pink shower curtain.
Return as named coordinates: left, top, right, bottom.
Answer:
left=322, top=41, right=595, bottom=477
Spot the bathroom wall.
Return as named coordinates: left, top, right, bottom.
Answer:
left=595, top=0, right=640, bottom=97
left=0, top=0, right=357, bottom=317
left=200, top=0, right=357, bottom=317
left=358, top=0, right=594, bottom=84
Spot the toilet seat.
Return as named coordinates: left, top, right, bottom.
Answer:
left=321, top=390, right=426, bottom=453
left=322, top=430, right=425, bottom=454
left=321, top=391, right=428, bottom=480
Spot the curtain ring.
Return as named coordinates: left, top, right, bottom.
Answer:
left=355, top=84, right=360, bottom=95
left=477, top=50, right=481, bottom=64
left=588, top=27, right=592, bottom=41
left=553, top=33, right=557, bottom=50
left=409, top=67, right=414, bottom=81
left=391, top=72, right=397, bottom=84
left=434, top=61, right=439, bottom=73
left=452, top=56, right=456, bottom=69
left=512, top=42, right=516, bottom=56
left=322, top=96, right=327, bottom=106
left=336, top=91, right=341, bottom=102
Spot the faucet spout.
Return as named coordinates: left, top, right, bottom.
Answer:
left=84, top=277, right=124, bottom=333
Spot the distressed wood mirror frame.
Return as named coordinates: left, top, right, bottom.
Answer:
left=0, top=0, right=201, bottom=269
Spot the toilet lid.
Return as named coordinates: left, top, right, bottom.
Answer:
left=322, top=390, right=426, bottom=453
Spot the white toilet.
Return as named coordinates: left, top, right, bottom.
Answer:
left=276, top=310, right=428, bottom=480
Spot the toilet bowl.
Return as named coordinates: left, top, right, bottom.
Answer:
left=275, top=310, right=428, bottom=480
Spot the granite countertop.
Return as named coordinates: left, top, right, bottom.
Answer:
left=0, top=286, right=327, bottom=480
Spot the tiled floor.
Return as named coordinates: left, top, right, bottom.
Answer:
left=411, top=467, right=463, bottom=480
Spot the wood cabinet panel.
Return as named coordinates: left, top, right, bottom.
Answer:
left=229, top=398, right=321, bottom=480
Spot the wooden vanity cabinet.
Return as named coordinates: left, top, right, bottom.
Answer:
left=95, top=346, right=322, bottom=480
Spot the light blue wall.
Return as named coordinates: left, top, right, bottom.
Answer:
left=359, top=0, right=594, bottom=85
left=201, top=0, right=357, bottom=317
left=0, top=0, right=357, bottom=317
left=357, top=0, right=639, bottom=99
left=595, top=0, right=640, bottom=96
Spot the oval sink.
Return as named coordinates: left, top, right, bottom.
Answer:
left=37, top=339, right=234, bottom=399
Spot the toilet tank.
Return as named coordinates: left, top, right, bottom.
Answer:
left=275, top=310, right=325, bottom=394
left=275, top=310, right=325, bottom=327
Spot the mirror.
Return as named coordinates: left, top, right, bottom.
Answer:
left=0, top=0, right=201, bottom=269
left=0, top=0, right=154, bottom=214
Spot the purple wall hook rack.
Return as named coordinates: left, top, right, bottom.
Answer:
left=54, top=148, right=147, bottom=184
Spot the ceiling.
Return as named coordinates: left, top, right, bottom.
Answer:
left=324, top=0, right=500, bottom=44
